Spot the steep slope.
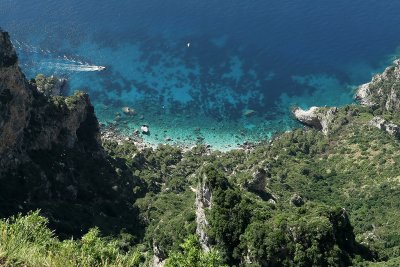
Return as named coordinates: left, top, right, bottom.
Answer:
left=0, top=30, right=32, bottom=168
left=0, top=29, right=139, bottom=237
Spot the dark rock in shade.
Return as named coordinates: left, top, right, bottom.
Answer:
left=291, top=194, right=305, bottom=207
left=0, top=30, right=32, bottom=169
left=0, top=30, right=18, bottom=67
left=153, top=241, right=167, bottom=267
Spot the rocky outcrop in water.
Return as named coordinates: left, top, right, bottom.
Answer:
left=293, top=106, right=337, bottom=135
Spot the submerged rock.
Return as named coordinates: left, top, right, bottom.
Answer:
left=243, top=109, right=256, bottom=117
left=122, top=106, right=135, bottom=116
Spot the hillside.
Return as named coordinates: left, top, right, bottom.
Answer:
left=1, top=28, right=400, bottom=266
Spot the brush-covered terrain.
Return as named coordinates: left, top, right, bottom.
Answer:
left=1, top=28, right=400, bottom=266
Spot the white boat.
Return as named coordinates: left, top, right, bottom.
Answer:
left=96, top=66, right=106, bottom=71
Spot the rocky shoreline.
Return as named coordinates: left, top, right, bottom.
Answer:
left=293, top=59, right=400, bottom=136
left=100, top=122, right=262, bottom=153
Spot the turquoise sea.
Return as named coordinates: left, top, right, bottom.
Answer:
left=2, top=0, right=400, bottom=150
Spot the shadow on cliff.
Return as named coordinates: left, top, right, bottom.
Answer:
left=0, top=90, right=145, bottom=240
left=0, top=29, right=145, bottom=240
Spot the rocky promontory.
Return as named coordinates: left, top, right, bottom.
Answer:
left=292, top=106, right=337, bottom=135
left=355, top=59, right=400, bottom=112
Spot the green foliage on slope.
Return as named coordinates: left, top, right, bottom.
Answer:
left=165, top=235, right=227, bottom=267
left=0, top=211, right=143, bottom=267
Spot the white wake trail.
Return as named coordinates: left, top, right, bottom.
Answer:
left=48, top=63, right=106, bottom=72
left=12, top=39, right=106, bottom=73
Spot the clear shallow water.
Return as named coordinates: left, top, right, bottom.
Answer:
left=2, top=0, right=400, bottom=150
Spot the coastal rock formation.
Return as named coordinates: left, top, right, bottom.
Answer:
left=0, top=29, right=136, bottom=236
left=293, top=106, right=337, bottom=135
left=355, top=83, right=375, bottom=107
left=0, top=30, right=99, bottom=168
left=355, top=59, right=400, bottom=111
left=369, top=116, right=400, bottom=138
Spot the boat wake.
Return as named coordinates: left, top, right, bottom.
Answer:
left=12, top=39, right=106, bottom=73
left=41, top=62, right=106, bottom=72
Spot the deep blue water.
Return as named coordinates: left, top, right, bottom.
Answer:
left=2, top=0, right=400, bottom=149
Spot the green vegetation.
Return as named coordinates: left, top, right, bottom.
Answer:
left=165, top=235, right=227, bottom=267
left=0, top=211, right=143, bottom=267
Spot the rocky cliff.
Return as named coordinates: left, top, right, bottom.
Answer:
left=195, top=169, right=212, bottom=252
left=0, top=29, right=136, bottom=237
left=294, top=60, right=400, bottom=136
left=0, top=30, right=100, bottom=169
left=0, top=30, right=32, bottom=168
left=355, top=59, right=400, bottom=112
left=293, top=106, right=338, bottom=135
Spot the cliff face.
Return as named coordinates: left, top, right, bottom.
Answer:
left=0, top=30, right=101, bottom=169
left=355, top=59, right=400, bottom=112
left=293, top=106, right=338, bottom=135
left=0, top=29, right=136, bottom=237
left=195, top=170, right=212, bottom=252
left=0, top=30, right=32, bottom=168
